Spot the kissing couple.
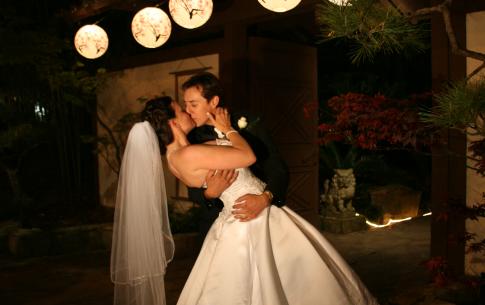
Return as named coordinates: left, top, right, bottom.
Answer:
left=111, top=73, right=379, bottom=305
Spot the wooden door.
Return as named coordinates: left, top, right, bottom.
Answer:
left=248, top=37, right=319, bottom=226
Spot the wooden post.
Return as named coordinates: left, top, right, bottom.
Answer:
left=430, top=0, right=467, bottom=276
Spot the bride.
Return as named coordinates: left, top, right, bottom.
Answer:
left=111, top=96, right=379, bottom=305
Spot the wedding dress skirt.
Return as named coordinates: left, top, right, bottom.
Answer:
left=177, top=155, right=379, bottom=305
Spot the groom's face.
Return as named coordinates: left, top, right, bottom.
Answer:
left=184, top=86, right=219, bottom=127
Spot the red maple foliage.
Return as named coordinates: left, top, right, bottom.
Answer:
left=422, top=256, right=449, bottom=287
left=319, top=92, right=433, bottom=150
left=468, top=138, right=485, bottom=175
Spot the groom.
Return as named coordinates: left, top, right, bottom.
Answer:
left=183, top=72, right=289, bottom=236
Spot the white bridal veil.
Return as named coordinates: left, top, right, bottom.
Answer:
left=111, top=121, right=175, bottom=305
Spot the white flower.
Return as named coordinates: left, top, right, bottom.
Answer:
left=237, top=116, right=248, bottom=129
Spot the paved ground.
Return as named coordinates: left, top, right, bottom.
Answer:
left=325, top=216, right=431, bottom=303
left=0, top=216, right=432, bottom=305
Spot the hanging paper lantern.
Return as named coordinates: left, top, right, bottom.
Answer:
left=169, top=0, right=213, bottom=29
left=257, top=0, right=302, bottom=13
left=74, top=24, right=109, bottom=59
left=328, top=0, right=350, bottom=5
left=132, top=7, right=172, bottom=48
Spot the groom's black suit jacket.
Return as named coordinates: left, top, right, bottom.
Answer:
left=187, top=112, right=289, bottom=212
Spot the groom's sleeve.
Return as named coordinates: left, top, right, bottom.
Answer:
left=244, top=120, right=289, bottom=207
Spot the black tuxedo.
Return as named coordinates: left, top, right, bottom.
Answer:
left=187, top=113, right=289, bottom=237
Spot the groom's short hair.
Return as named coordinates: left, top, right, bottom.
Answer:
left=182, top=72, right=225, bottom=107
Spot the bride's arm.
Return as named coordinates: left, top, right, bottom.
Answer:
left=175, top=108, right=256, bottom=170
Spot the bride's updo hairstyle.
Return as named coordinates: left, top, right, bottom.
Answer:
left=141, top=96, right=175, bottom=154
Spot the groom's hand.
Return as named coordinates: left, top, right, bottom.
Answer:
left=232, top=193, right=270, bottom=222
left=203, top=169, right=238, bottom=199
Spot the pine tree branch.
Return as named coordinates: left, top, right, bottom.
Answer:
left=467, top=155, right=480, bottom=162
left=467, top=62, right=485, bottom=82
left=441, top=2, right=485, bottom=62
left=409, top=0, right=485, bottom=79
left=409, top=3, right=442, bottom=17
left=99, top=149, right=119, bottom=176
left=96, top=113, right=121, bottom=169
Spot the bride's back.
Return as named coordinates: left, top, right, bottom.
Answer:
left=166, top=145, right=209, bottom=188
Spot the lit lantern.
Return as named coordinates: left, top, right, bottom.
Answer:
left=132, top=7, right=172, bottom=48
left=257, top=0, right=301, bottom=13
left=74, top=24, right=109, bottom=59
left=169, top=0, right=213, bottom=29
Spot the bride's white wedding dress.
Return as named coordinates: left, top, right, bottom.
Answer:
left=177, top=140, right=379, bottom=305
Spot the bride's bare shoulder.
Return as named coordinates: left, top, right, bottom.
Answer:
left=168, top=146, right=198, bottom=174
left=171, top=144, right=218, bottom=168
left=172, top=144, right=206, bottom=160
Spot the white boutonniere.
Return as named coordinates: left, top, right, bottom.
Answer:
left=237, top=116, right=248, bottom=129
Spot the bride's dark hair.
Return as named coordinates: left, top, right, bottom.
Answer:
left=141, top=96, right=175, bottom=154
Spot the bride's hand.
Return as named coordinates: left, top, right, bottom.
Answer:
left=170, top=120, right=186, bottom=139
left=207, top=108, right=232, bottom=134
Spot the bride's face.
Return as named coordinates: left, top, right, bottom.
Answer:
left=171, top=101, right=195, bottom=134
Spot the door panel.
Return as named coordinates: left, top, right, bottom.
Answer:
left=248, top=37, right=319, bottom=225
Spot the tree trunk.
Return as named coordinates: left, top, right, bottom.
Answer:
left=5, top=167, right=32, bottom=227
left=5, top=168, right=22, bottom=202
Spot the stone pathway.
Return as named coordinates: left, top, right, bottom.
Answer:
left=0, top=216, right=432, bottom=305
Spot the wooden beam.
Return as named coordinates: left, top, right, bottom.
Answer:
left=463, top=0, right=485, bottom=14
left=384, top=0, right=485, bottom=16
left=62, top=0, right=158, bottom=22
left=63, top=0, right=319, bottom=25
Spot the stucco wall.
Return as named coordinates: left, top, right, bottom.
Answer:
left=96, top=54, right=219, bottom=207
left=465, top=11, right=485, bottom=276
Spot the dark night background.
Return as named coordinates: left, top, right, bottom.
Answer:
left=0, top=0, right=432, bottom=227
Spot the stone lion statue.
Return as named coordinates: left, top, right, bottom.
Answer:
left=321, top=168, right=356, bottom=215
